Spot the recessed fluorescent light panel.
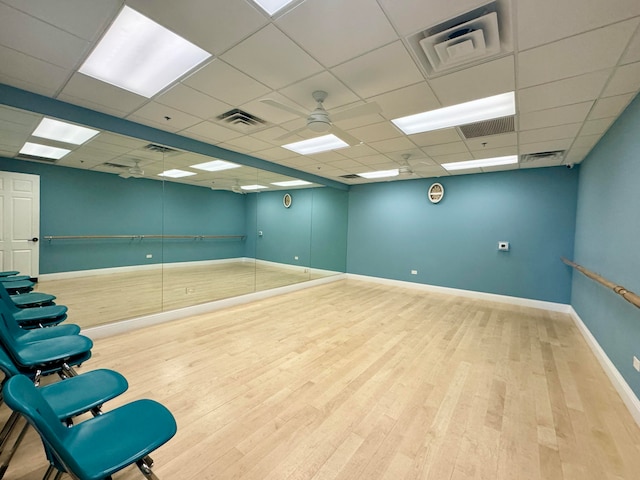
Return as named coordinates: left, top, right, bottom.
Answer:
left=441, top=155, right=518, bottom=171
left=191, top=160, right=241, bottom=172
left=282, top=134, right=349, bottom=155
left=19, top=142, right=71, bottom=160
left=271, top=180, right=312, bottom=187
left=251, top=0, right=296, bottom=15
left=241, top=184, right=268, bottom=191
left=392, top=92, right=515, bottom=135
left=79, top=6, right=212, bottom=98
left=32, top=118, right=99, bottom=145
left=158, top=169, right=196, bottom=178
left=358, top=169, right=400, bottom=179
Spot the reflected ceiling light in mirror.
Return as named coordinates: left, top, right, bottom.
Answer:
left=271, top=180, right=312, bottom=187
left=441, top=155, right=518, bottom=171
left=19, top=142, right=71, bottom=160
left=158, top=169, right=197, bottom=178
left=358, top=169, right=400, bottom=179
left=191, top=160, right=241, bottom=172
left=251, top=0, right=297, bottom=15
left=241, top=184, right=268, bottom=191
left=79, top=6, right=212, bottom=98
left=282, top=134, right=349, bottom=155
left=392, top=92, right=515, bottom=135
left=32, top=118, right=99, bottom=145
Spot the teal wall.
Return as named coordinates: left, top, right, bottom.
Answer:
left=572, top=94, right=640, bottom=399
left=347, top=167, right=579, bottom=303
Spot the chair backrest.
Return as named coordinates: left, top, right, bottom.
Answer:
left=2, top=375, right=75, bottom=473
left=0, top=284, right=19, bottom=314
left=0, top=300, right=27, bottom=340
left=0, top=344, right=20, bottom=378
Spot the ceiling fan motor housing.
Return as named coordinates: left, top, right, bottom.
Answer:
left=307, top=108, right=331, bottom=132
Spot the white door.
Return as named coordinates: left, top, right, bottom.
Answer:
left=0, top=171, right=40, bottom=277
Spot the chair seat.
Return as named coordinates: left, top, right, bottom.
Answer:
left=13, top=304, right=68, bottom=322
left=0, top=271, right=20, bottom=277
left=41, top=369, right=129, bottom=420
left=9, top=335, right=92, bottom=367
left=2, top=280, right=34, bottom=294
left=15, top=323, right=81, bottom=343
left=11, top=292, right=57, bottom=307
left=0, top=275, right=31, bottom=282
left=63, top=399, right=176, bottom=480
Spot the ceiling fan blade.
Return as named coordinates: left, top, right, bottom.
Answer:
left=260, top=99, right=308, bottom=119
left=331, top=101, right=381, bottom=122
left=274, top=126, right=308, bottom=142
left=329, top=125, right=361, bottom=146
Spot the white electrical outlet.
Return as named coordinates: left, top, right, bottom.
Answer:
left=294, top=256, right=299, bottom=260
left=146, top=254, right=152, bottom=258
left=633, top=356, right=640, bottom=372
left=411, top=270, right=418, bottom=275
left=498, top=241, right=510, bottom=251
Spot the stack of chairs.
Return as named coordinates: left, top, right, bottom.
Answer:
left=0, top=271, right=177, bottom=480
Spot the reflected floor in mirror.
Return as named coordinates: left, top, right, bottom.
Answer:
left=37, top=262, right=335, bottom=328
left=5, top=280, right=640, bottom=479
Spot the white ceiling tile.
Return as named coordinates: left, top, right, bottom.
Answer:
left=128, top=102, right=201, bottom=132
left=377, top=0, right=488, bottom=36
left=620, top=26, right=640, bottom=65
left=308, top=151, right=349, bottom=163
left=248, top=126, right=291, bottom=145
left=519, top=123, right=582, bottom=144
left=423, top=142, right=470, bottom=156
left=58, top=74, right=148, bottom=116
left=279, top=72, right=359, bottom=111
left=0, top=3, right=90, bottom=69
left=564, top=147, right=592, bottom=164
left=518, top=157, right=563, bottom=170
left=156, top=84, right=232, bottom=121
left=518, top=0, right=640, bottom=51
left=367, top=137, right=417, bottom=153
left=518, top=102, right=593, bottom=130
left=429, top=56, right=515, bottom=105
left=332, top=110, right=385, bottom=131
left=519, top=139, right=573, bottom=155
left=518, top=19, right=638, bottom=89
left=573, top=134, right=604, bottom=150
left=472, top=146, right=516, bottom=158
left=223, top=135, right=273, bottom=153
left=482, top=163, right=520, bottom=173
left=276, top=0, right=397, bottom=67
left=241, top=93, right=305, bottom=125
left=367, top=82, right=441, bottom=120
left=601, top=62, right=640, bottom=96
left=465, top=132, right=517, bottom=151
left=182, top=121, right=244, bottom=143
left=354, top=154, right=396, bottom=166
left=0, top=45, right=69, bottom=97
left=588, top=94, right=635, bottom=120
left=518, top=70, right=612, bottom=113
left=183, top=60, right=271, bottom=106
left=129, top=0, right=268, bottom=55
left=94, top=133, right=148, bottom=149
left=431, top=152, right=473, bottom=164
left=580, top=117, right=616, bottom=136
left=332, top=42, right=424, bottom=98
left=409, top=128, right=463, bottom=147
left=254, top=146, right=298, bottom=161
left=3, top=0, right=120, bottom=42
left=338, top=144, right=380, bottom=159
left=221, top=25, right=323, bottom=90
left=347, top=121, right=403, bottom=143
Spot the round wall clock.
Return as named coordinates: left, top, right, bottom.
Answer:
left=428, top=183, right=444, bottom=204
left=283, top=193, right=292, bottom=208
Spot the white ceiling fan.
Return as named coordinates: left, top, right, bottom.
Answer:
left=261, top=90, right=381, bottom=146
left=118, top=159, right=144, bottom=179
left=397, top=153, right=435, bottom=177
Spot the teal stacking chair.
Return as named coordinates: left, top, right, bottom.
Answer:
left=0, top=275, right=31, bottom=282
left=0, top=271, right=19, bottom=278
left=3, top=375, right=176, bottom=480
left=0, top=301, right=78, bottom=343
left=0, top=286, right=67, bottom=328
left=1, top=280, right=34, bottom=295
left=0, top=347, right=129, bottom=479
left=10, top=290, right=57, bottom=308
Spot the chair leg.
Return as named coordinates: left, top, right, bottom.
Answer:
left=60, top=363, right=78, bottom=378
left=0, top=417, right=29, bottom=479
left=0, top=411, right=21, bottom=453
left=136, top=458, right=160, bottom=480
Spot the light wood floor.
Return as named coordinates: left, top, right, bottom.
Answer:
left=36, top=262, right=333, bottom=328
left=4, top=280, right=640, bottom=479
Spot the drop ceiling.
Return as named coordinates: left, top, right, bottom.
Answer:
left=0, top=0, right=638, bottom=187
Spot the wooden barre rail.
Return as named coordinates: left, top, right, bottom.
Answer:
left=561, top=257, right=640, bottom=310
left=44, top=234, right=246, bottom=241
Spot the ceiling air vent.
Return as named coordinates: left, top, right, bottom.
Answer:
left=216, top=108, right=267, bottom=133
left=407, top=0, right=513, bottom=77
left=15, top=153, right=58, bottom=163
left=340, top=174, right=361, bottom=179
left=144, top=143, right=180, bottom=157
left=459, top=115, right=514, bottom=138
left=101, top=161, right=131, bottom=169
left=520, top=150, right=566, bottom=164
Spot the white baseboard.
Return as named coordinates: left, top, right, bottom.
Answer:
left=346, top=274, right=571, bottom=313
left=568, top=307, right=640, bottom=427
left=254, top=258, right=340, bottom=278
left=84, top=273, right=346, bottom=340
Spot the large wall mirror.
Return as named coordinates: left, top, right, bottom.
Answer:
left=0, top=104, right=348, bottom=329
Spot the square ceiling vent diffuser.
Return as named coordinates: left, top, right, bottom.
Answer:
left=407, top=0, right=512, bottom=77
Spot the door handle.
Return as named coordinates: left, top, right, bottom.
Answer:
left=30, top=237, right=39, bottom=243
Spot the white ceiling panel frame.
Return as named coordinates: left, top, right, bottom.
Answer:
left=276, top=0, right=398, bottom=68
left=347, top=121, right=404, bottom=143
left=128, top=102, right=202, bottom=133
left=519, top=139, right=573, bottom=155
left=588, top=94, right=635, bottom=120
left=279, top=71, right=360, bottom=111
left=367, top=137, right=418, bottom=154
left=332, top=41, right=425, bottom=98
left=182, top=121, right=244, bottom=143
left=367, top=82, right=441, bottom=120
left=464, top=132, right=517, bottom=151
left=518, top=69, right=612, bottom=113
left=518, top=102, right=593, bottom=130
left=580, top=117, right=617, bottom=136
left=423, top=142, right=470, bottom=157
left=221, top=24, right=323, bottom=90
left=0, top=45, right=70, bottom=97
left=601, top=61, right=640, bottom=96
left=620, top=25, right=640, bottom=64
left=519, top=123, right=583, bottom=144
left=517, top=19, right=639, bottom=89
left=156, top=84, right=233, bottom=121
left=409, top=128, right=464, bottom=147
